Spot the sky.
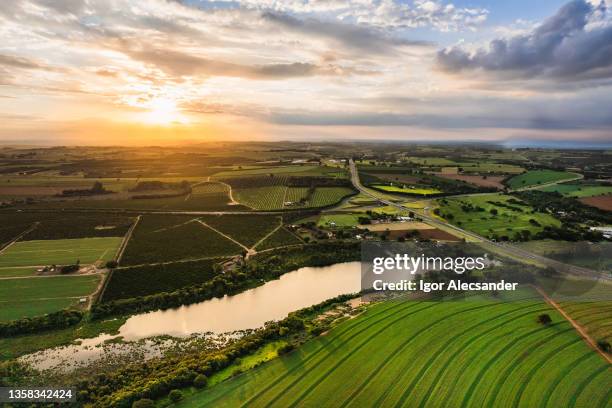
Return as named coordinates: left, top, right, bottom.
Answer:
left=1, top=0, right=611, bottom=146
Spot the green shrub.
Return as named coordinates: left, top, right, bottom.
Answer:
left=169, top=389, right=183, bottom=402
left=132, top=399, right=154, bottom=408
left=193, top=374, right=208, bottom=388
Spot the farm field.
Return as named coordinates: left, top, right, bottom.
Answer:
left=540, top=183, right=612, bottom=198
left=0, top=274, right=100, bottom=321
left=200, top=215, right=281, bottom=248
left=102, top=258, right=223, bottom=301
left=436, top=173, right=506, bottom=189
left=213, top=165, right=347, bottom=178
left=234, top=186, right=354, bottom=210
left=506, top=170, right=581, bottom=189
left=120, top=215, right=243, bottom=266
left=580, top=195, right=612, bottom=211
left=0, top=237, right=122, bottom=268
left=371, top=184, right=441, bottom=196
left=455, top=162, right=525, bottom=174
left=435, top=193, right=561, bottom=240
left=317, top=214, right=365, bottom=228
left=516, top=240, right=612, bottom=271
left=177, top=290, right=610, bottom=408
left=255, top=227, right=302, bottom=251
left=0, top=267, right=42, bottom=278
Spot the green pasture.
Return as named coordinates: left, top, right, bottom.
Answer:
left=0, top=274, right=100, bottom=321
left=507, top=170, right=581, bottom=189
left=0, top=237, right=122, bottom=267
left=436, top=193, right=560, bottom=239
left=177, top=289, right=610, bottom=408
left=539, top=183, right=612, bottom=198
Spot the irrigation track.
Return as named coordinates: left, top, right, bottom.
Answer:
left=237, top=300, right=436, bottom=408
left=115, top=215, right=140, bottom=264
left=338, top=300, right=531, bottom=408
left=194, top=219, right=249, bottom=252
left=263, top=302, right=456, bottom=408
left=202, top=298, right=416, bottom=407
left=365, top=302, right=546, bottom=408
left=534, top=285, right=612, bottom=364
left=0, top=221, right=40, bottom=254
left=285, top=301, right=521, bottom=408
left=250, top=222, right=283, bottom=252
left=349, top=159, right=608, bottom=281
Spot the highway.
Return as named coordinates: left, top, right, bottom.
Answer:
left=348, top=159, right=608, bottom=280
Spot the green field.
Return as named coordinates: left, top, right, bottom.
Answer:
left=201, top=215, right=281, bottom=248
left=234, top=186, right=354, bottom=210
left=371, top=184, right=442, bottom=196
left=540, top=183, right=612, bottom=198
left=213, top=165, right=345, bottom=178
left=255, top=227, right=303, bottom=250
left=120, top=215, right=243, bottom=266
left=0, top=267, right=40, bottom=278
left=507, top=170, right=581, bottom=189
left=102, top=258, right=222, bottom=301
left=0, top=237, right=123, bottom=268
left=317, top=214, right=364, bottom=228
left=0, top=274, right=100, bottom=321
left=435, top=194, right=561, bottom=240
left=177, top=290, right=610, bottom=408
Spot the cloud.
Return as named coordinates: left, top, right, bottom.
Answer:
left=262, top=12, right=432, bottom=54
left=120, top=45, right=373, bottom=79
left=0, top=54, right=56, bottom=71
left=437, top=0, right=612, bottom=81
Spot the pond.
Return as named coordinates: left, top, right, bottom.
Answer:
left=23, top=261, right=362, bottom=371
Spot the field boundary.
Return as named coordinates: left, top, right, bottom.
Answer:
left=0, top=222, right=40, bottom=254
left=195, top=219, right=249, bottom=251
left=115, top=215, right=141, bottom=263
left=534, top=285, right=611, bottom=364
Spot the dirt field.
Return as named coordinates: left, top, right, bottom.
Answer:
left=435, top=173, right=506, bottom=189
left=580, top=195, right=612, bottom=211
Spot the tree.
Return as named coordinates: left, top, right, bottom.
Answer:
left=169, top=389, right=183, bottom=402
left=597, top=339, right=611, bottom=353
left=132, top=399, right=155, bottom=408
left=537, top=313, right=552, bottom=325
left=193, top=374, right=208, bottom=388
left=105, top=260, right=118, bottom=269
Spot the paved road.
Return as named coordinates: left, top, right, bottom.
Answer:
left=349, top=159, right=607, bottom=280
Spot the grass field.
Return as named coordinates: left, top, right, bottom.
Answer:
left=0, top=237, right=122, bottom=268
left=507, top=170, right=581, bottom=189
left=0, top=275, right=100, bottom=321
left=539, top=183, right=612, bottom=198
left=371, top=184, right=442, bottom=196
left=317, top=214, right=365, bottom=228
left=120, top=215, right=243, bottom=266
left=0, top=267, right=41, bottom=278
left=435, top=194, right=561, bottom=239
left=176, top=290, right=610, bottom=408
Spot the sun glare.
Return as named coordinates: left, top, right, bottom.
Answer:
left=143, top=97, right=188, bottom=125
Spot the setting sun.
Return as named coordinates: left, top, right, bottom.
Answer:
left=143, top=98, right=188, bottom=125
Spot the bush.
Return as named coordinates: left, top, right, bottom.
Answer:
left=132, top=399, right=155, bottom=408
left=537, top=313, right=552, bottom=325
left=277, top=343, right=295, bottom=355
left=193, top=374, right=208, bottom=388
left=597, top=339, right=611, bottom=353
left=169, top=389, right=183, bottom=402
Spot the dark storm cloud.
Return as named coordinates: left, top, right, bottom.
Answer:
left=262, top=12, right=433, bottom=55
left=437, top=0, right=612, bottom=81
